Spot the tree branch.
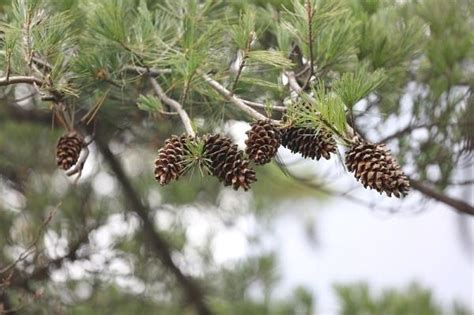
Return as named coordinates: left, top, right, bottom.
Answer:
left=148, top=77, right=196, bottom=137
left=304, top=0, right=315, bottom=89
left=95, top=137, right=212, bottom=315
left=0, top=76, right=44, bottom=87
left=201, top=73, right=276, bottom=123
left=286, top=71, right=473, bottom=215
left=409, top=179, right=474, bottom=215
left=0, top=291, right=15, bottom=315
left=241, top=99, right=287, bottom=112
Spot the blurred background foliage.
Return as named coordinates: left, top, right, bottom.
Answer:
left=0, top=0, right=472, bottom=314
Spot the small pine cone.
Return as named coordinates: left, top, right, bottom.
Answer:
left=281, top=127, right=337, bottom=160
left=56, top=132, right=84, bottom=170
left=154, top=135, right=190, bottom=186
left=203, top=134, right=256, bottom=191
left=245, top=120, right=282, bottom=165
left=345, top=139, right=410, bottom=198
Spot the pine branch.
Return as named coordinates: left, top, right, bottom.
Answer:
left=201, top=72, right=276, bottom=123
left=409, top=179, right=474, bottom=216
left=231, top=34, right=254, bottom=91
left=241, top=99, right=287, bottom=112
left=148, top=76, right=196, bottom=137
left=304, top=0, right=315, bottom=88
left=95, top=137, right=212, bottom=315
left=0, top=76, right=44, bottom=86
left=0, top=291, right=15, bottom=315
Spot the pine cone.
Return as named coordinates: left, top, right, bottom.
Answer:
left=245, top=120, right=282, bottom=165
left=345, top=139, right=410, bottom=197
left=154, top=135, right=190, bottom=185
left=203, top=134, right=256, bottom=191
left=56, top=132, right=84, bottom=170
left=281, top=127, right=337, bottom=160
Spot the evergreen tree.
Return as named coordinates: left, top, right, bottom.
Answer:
left=0, top=0, right=472, bottom=314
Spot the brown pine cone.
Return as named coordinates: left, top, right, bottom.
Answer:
left=56, top=132, right=84, bottom=170
left=154, top=135, right=191, bottom=185
left=281, top=126, right=337, bottom=160
left=245, top=120, right=282, bottom=165
left=345, top=139, right=410, bottom=197
left=203, top=134, right=256, bottom=191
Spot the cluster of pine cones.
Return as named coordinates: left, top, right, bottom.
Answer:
left=152, top=120, right=410, bottom=197
left=54, top=120, right=410, bottom=197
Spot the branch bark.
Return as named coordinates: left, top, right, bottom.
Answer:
left=95, top=137, right=212, bottom=315
left=148, top=76, right=196, bottom=137
left=0, top=76, right=44, bottom=87
left=410, top=179, right=474, bottom=215
left=0, top=291, right=15, bottom=315
left=201, top=72, right=276, bottom=123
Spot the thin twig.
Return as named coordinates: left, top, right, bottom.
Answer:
left=148, top=77, right=196, bottom=137
left=241, top=99, right=287, bottom=112
left=95, top=137, right=212, bottom=315
left=231, top=33, right=254, bottom=91
left=123, top=65, right=172, bottom=76
left=0, top=206, right=58, bottom=275
left=304, top=0, right=315, bottom=89
left=201, top=72, right=277, bottom=123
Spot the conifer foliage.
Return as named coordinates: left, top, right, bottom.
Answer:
left=0, top=0, right=473, bottom=313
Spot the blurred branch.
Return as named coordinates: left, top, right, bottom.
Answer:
left=409, top=179, right=474, bottom=215
left=241, top=99, right=287, bottom=112
left=122, top=65, right=171, bottom=76
left=10, top=224, right=94, bottom=290
left=148, top=76, right=196, bottom=137
left=0, top=76, right=44, bottom=87
left=0, top=291, right=15, bottom=315
left=95, top=136, right=212, bottom=315
left=0, top=208, right=57, bottom=275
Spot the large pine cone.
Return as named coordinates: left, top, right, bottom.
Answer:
left=245, top=120, right=282, bottom=165
left=56, top=132, right=84, bottom=170
left=154, top=135, right=191, bottom=185
left=203, top=134, right=256, bottom=191
left=281, top=127, right=337, bottom=160
left=345, top=139, right=410, bottom=197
